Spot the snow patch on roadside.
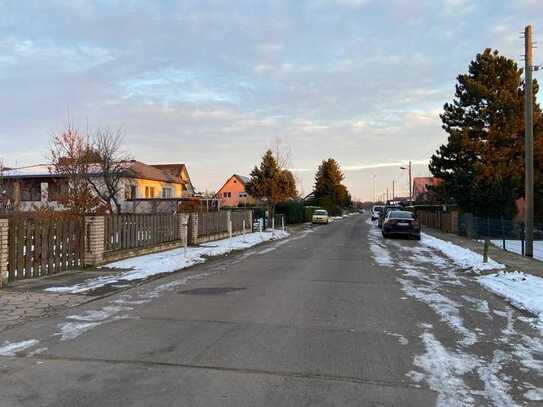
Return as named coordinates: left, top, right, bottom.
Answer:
left=399, top=275, right=477, bottom=346
left=413, top=331, right=517, bottom=407
left=412, top=331, right=478, bottom=406
left=367, top=221, right=394, bottom=266
left=370, top=243, right=393, bottom=266
left=384, top=331, right=409, bottom=345
left=45, top=230, right=289, bottom=294
left=0, top=339, right=39, bottom=356
left=421, top=233, right=505, bottom=272
left=57, top=305, right=136, bottom=341
left=479, top=271, right=543, bottom=322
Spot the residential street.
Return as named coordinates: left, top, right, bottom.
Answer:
left=1, top=215, right=543, bottom=406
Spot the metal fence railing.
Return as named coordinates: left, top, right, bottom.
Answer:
left=458, top=214, right=543, bottom=259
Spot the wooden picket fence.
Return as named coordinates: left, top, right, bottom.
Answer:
left=7, top=217, right=85, bottom=282
left=198, top=211, right=229, bottom=238
left=104, top=213, right=180, bottom=253
left=231, top=211, right=252, bottom=234
left=415, top=209, right=459, bottom=234
left=198, top=210, right=252, bottom=239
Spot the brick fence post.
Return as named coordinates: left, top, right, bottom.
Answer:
left=0, top=219, right=8, bottom=288
left=189, top=213, right=199, bottom=245
left=85, top=216, right=105, bottom=266
left=178, top=213, right=189, bottom=247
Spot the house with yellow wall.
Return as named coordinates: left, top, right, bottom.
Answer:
left=0, top=160, right=196, bottom=213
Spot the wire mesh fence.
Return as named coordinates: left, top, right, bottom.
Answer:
left=458, top=214, right=543, bottom=260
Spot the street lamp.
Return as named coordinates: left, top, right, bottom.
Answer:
left=400, top=161, right=412, bottom=203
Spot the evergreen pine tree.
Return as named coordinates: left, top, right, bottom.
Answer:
left=430, top=48, right=543, bottom=218
left=246, top=150, right=298, bottom=223
left=313, top=158, right=351, bottom=215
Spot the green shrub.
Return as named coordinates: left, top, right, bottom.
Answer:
left=276, top=200, right=305, bottom=224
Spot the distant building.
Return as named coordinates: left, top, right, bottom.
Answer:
left=216, top=174, right=255, bottom=207
left=412, top=177, right=442, bottom=203
left=0, top=160, right=195, bottom=213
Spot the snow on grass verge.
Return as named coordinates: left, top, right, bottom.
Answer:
left=479, top=271, right=543, bottom=321
left=46, top=230, right=289, bottom=294
left=421, top=233, right=505, bottom=272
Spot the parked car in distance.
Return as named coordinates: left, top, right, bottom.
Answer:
left=312, top=209, right=329, bottom=224
left=382, top=210, right=420, bottom=240
left=371, top=206, right=384, bottom=221
left=378, top=205, right=403, bottom=228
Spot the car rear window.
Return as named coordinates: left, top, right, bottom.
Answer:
left=314, top=210, right=327, bottom=215
left=389, top=211, right=414, bottom=219
left=374, top=207, right=383, bottom=212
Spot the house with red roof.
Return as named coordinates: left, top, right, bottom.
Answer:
left=0, top=160, right=195, bottom=213
left=216, top=174, right=256, bottom=208
left=412, top=177, right=443, bottom=203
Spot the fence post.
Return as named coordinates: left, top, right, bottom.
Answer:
left=189, top=213, right=199, bottom=245
left=178, top=213, right=189, bottom=247
left=465, top=213, right=474, bottom=239
left=501, top=217, right=506, bottom=251
left=281, top=215, right=285, bottom=232
left=521, top=223, right=525, bottom=256
left=84, top=216, right=105, bottom=266
left=227, top=211, right=232, bottom=239
left=483, top=238, right=489, bottom=263
left=272, top=216, right=275, bottom=230
left=242, top=219, right=246, bottom=236
left=0, top=219, right=9, bottom=288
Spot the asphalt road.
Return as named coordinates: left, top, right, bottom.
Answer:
left=1, top=215, right=543, bottom=406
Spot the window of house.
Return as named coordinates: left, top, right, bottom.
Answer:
left=223, top=192, right=231, bottom=198
left=20, top=180, right=41, bottom=201
left=125, top=185, right=137, bottom=200
left=145, top=186, right=155, bottom=199
left=239, top=192, right=247, bottom=198
left=162, top=187, right=172, bottom=198
left=48, top=180, right=68, bottom=201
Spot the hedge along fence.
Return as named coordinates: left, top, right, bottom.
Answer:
left=5, top=217, right=85, bottom=283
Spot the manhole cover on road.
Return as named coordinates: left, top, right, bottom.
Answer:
left=177, top=287, right=246, bottom=295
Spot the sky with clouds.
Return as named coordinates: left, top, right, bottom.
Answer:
left=0, top=0, right=542, bottom=200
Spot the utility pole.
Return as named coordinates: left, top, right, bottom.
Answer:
left=386, top=188, right=389, bottom=202
left=372, top=174, right=376, bottom=202
left=525, top=24, right=534, bottom=257
left=408, top=161, right=412, bottom=203
left=400, top=161, right=413, bottom=203
left=392, top=180, right=395, bottom=202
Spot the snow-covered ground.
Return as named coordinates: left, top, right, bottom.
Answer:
left=367, top=219, right=543, bottom=404
left=479, top=271, right=543, bottom=323
left=421, top=233, right=505, bottom=272
left=419, top=234, right=543, bottom=324
left=46, top=230, right=289, bottom=294
left=489, top=240, right=543, bottom=262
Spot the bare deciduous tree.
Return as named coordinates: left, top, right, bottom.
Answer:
left=49, top=125, right=103, bottom=216
left=87, top=128, right=130, bottom=214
